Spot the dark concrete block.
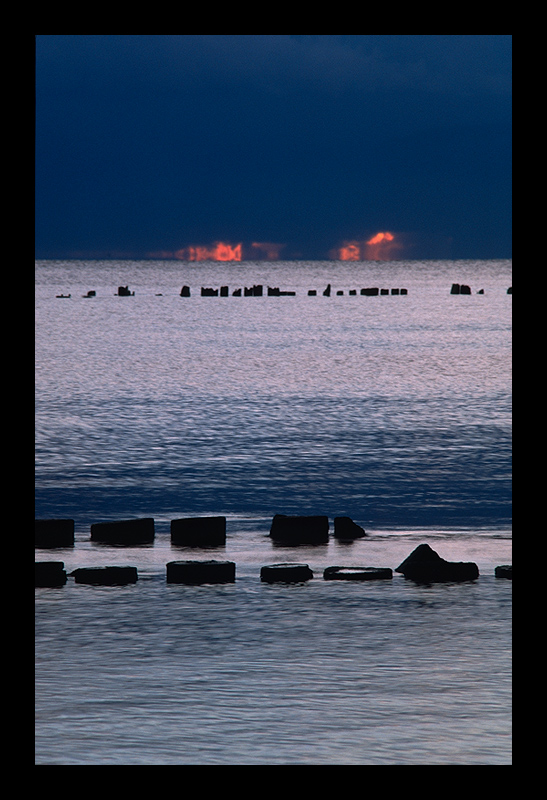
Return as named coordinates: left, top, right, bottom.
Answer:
left=90, top=518, right=155, bottom=545
left=35, top=519, right=75, bottom=548
left=72, top=566, right=138, bottom=585
left=171, top=516, right=226, bottom=546
left=395, top=544, right=479, bottom=583
left=35, top=561, right=67, bottom=587
left=269, top=514, right=329, bottom=544
left=260, top=563, right=314, bottom=583
left=166, top=560, right=236, bottom=584
left=323, top=566, right=392, bottom=581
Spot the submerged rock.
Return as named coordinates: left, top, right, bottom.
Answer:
left=395, top=543, right=479, bottom=583
left=35, top=561, right=67, bottom=587
left=71, top=566, right=138, bottom=585
left=35, top=519, right=75, bottom=549
left=495, top=565, right=512, bottom=579
left=269, top=514, right=329, bottom=544
left=333, top=516, right=367, bottom=539
left=171, top=516, right=226, bottom=546
left=260, top=563, right=313, bottom=583
left=323, top=566, right=392, bottom=581
left=166, top=560, right=236, bottom=584
left=90, top=518, right=155, bottom=545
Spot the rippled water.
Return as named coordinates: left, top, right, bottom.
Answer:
left=35, top=259, right=511, bottom=764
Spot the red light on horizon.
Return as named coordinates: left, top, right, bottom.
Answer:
left=336, top=232, right=401, bottom=260
left=174, top=242, right=242, bottom=261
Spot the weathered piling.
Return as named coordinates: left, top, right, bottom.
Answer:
left=166, top=560, right=236, bottom=584
left=35, top=561, right=67, bottom=587
left=90, top=518, right=155, bottom=545
left=171, top=516, right=226, bottom=547
left=35, top=519, right=75, bottom=549
left=395, top=543, right=479, bottom=582
left=260, top=563, right=314, bottom=583
left=269, top=514, right=329, bottom=544
left=323, top=566, right=392, bottom=581
left=71, top=566, right=138, bottom=585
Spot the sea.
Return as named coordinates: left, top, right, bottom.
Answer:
left=35, top=258, right=512, bottom=765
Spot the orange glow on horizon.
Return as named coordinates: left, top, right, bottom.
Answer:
left=174, top=242, right=242, bottom=261
left=336, top=232, right=401, bottom=261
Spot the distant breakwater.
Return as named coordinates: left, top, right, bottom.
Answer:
left=35, top=516, right=512, bottom=586
left=55, top=284, right=513, bottom=299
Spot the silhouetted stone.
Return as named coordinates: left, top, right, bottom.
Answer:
left=83, top=290, right=96, bottom=297
left=201, top=287, right=218, bottom=296
left=166, top=560, right=236, bottom=584
left=451, top=283, right=461, bottom=294
left=71, top=566, right=138, bottom=585
left=268, top=286, right=281, bottom=296
left=56, top=293, right=71, bottom=298
left=35, top=519, right=75, bottom=548
left=333, top=516, right=367, bottom=540
left=507, top=287, right=512, bottom=294
left=400, top=288, right=408, bottom=295
left=391, top=288, right=400, bottom=295
left=477, top=289, right=484, bottom=294
left=308, top=290, right=317, bottom=296
left=117, top=286, right=134, bottom=296
left=323, top=284, right=331, bottom=297
left=269, top=514, right=329, bottom=544
left=35, top=561, right=67, bottom=587
left=349, top=290, right=357, bottom=295
left=220, top=286, right=229, bottom=296
left=171, top=516, right=226, bottom=547
left=495, top=565, right=512, bottom=579
left=460, top=284, right=471, bottom=294
left=232, top=288, right=242, bottom=296
left=90, top=518, right=155, bottom=545
left=180, top=285, right=191, bottom=297
left=336, top=290, right=344, bottom=295
left=381, top=289, right=389, bottom=295
left=260, top=563, right=314, bottom=583
left=323, top=566, right=392, bottom=581
left=395, top=543, right=479, bottom=583
left=361, top=287, right=379, bottom=296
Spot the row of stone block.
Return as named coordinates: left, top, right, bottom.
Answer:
left=35, top=515, right=368, bottom=549
left=35, top=547, right=512, bottom=587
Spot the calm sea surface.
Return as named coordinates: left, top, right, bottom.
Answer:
left=35, top=259, right=512, bottom=765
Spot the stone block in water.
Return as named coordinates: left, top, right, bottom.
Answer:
left=166, top=560, right=236, bottom=584
left=260, top=563, right=314, bottom=583
left=495, top=565, right=512, bottom=579
left=72, top=566, right=138, bottom=585
left=170, top=516, right=226, bottom=546
left=395, top=543, right=479, bottom=583
left=323, top=566, right=392, bottom=581
left=269, top=514, right=329, bottom=544
left=35, top=561, right=67, bottom=587
left=333, top=516, right=367, bottom=539
left=35, top=519, right=75, bottom=548
left=90, top=518, right=155, bottom=545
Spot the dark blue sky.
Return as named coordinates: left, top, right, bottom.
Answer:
left=35, top=35, right=511, bottom=260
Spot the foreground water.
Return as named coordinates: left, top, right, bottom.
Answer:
left=35, top=259, right=511, bottom=764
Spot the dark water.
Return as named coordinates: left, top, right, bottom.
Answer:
left=35, top=259, right=511, bottom=764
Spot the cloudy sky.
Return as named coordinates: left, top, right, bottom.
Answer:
left=35, top=35, right=512, bottom=260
